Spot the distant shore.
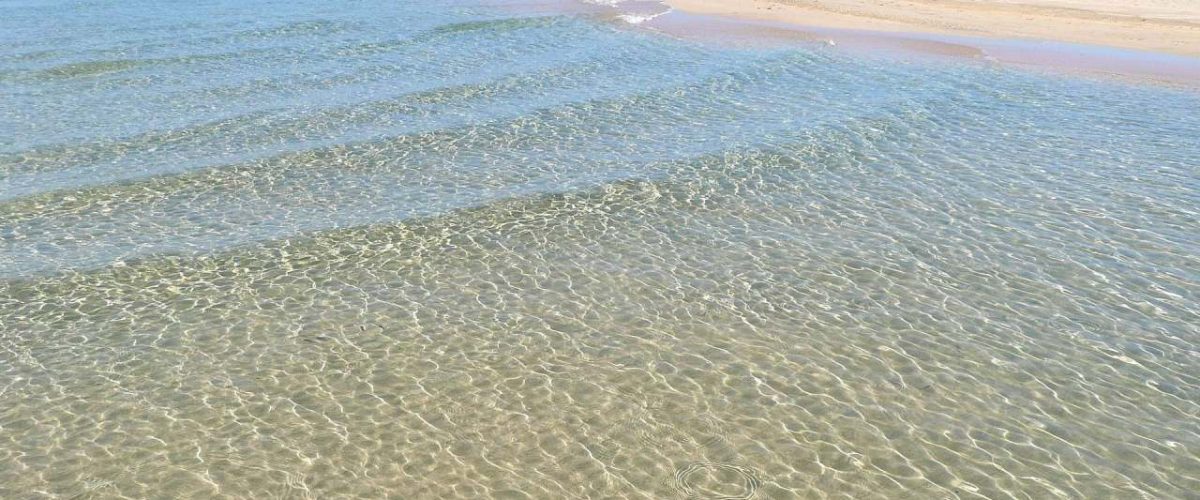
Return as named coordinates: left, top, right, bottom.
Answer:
left=664, top=0, right=1200, bottom=57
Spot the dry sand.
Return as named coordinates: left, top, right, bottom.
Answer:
left=665, top=0, right=1200, bottom=56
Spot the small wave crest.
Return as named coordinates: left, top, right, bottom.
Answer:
left=587, top=0, right=672, bottom=25
left=578, top=0, right=670, bottom=25
left=616, top=8, right=671, bottom=24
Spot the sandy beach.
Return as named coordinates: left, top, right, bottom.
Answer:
left=666, top=0, right=1200, bottom=56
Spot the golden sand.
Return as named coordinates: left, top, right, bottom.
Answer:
left=666, top=0, right=1200, bottom=56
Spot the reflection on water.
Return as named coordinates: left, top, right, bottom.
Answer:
left=1, top=0, right=1198, bottom=498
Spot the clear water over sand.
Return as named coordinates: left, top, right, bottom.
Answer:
left=1, top=0, right=1198, bottom=498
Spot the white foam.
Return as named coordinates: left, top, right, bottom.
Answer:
left=617, top=8, right=671, bottom=24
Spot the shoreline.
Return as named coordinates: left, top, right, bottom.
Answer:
left=634, top=8, right=1200, bottom=89
left=662, top=0, right=1200, bottom=58
left=540, top=0, right=1200, bottom=87
left=545, top=0, right=1200, bottom=89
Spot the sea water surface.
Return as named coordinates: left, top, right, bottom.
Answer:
left=2, top=0, right=1199, bottom=498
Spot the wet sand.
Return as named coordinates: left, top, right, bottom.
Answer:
left=552, top=0, right=1200, bottom=88
left=638, top=10, right=1200, bottom=89
left=665, top=0, right=1200, bottom=57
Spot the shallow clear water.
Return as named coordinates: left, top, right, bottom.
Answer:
left=2, top=0, right=1199, bottom=498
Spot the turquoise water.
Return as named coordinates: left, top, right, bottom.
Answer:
left=2, top=0, right=1199, bottom=498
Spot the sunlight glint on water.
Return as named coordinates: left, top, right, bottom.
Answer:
left=1, top=0, right=1198, bottom=498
